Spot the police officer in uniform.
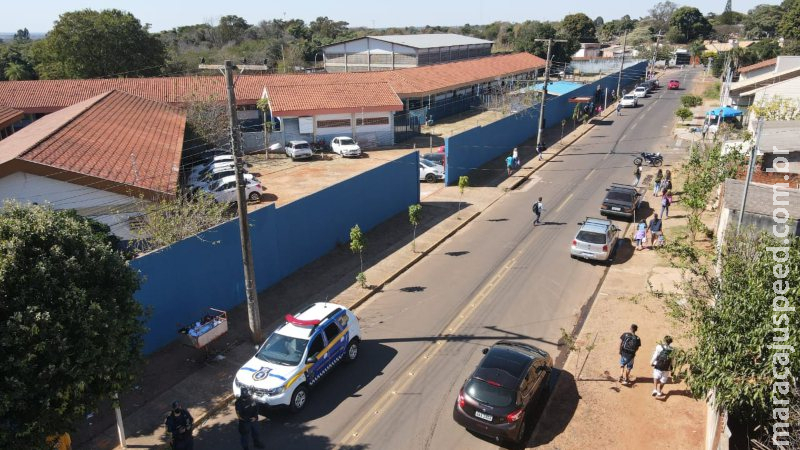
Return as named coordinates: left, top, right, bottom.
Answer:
left=235, top=388, right=265, bottom=449
left=165, top=401, right=194, bottom=450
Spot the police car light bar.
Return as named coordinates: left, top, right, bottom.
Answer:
left=285, top=314, right=321, bottom=327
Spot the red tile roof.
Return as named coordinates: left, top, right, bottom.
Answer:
left=0, top=105, right=23, bottom=129
left=738, top=57, right=778, bottom=73
left=0, top=53, right=546, bottom=113
left=0, top=90, right=185, bottom=197
left=266, top=81, right=403, bottom=116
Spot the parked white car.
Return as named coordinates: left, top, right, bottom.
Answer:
left=419, top=159, right=444, bottom=183
left=633, top=86, right=648, bottom=98
left=620, top=94, right=638, bottom=108
left=330, top=137, right=362, bottom=157
left=285, top=140, right=313, bottom=160
left=205, top=175, right=262, bottom=203
left=189, top=168, right=255, bottom=192
left=189, top=162, right=235, bottom=184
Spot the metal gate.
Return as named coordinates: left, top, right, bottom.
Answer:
left=394, top=110, right=420, bottom=143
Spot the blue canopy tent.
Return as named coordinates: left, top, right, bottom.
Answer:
left=706, top=106, right=743, bottom=118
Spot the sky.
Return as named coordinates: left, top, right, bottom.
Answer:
left=0, top=0, right=783, bottom=33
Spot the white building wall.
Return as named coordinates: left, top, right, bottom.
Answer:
left=775, top=56, right=800, bottom=73
left=739, top=66, right=774, bottom=81
left=0, top=171, right=145, bottom=241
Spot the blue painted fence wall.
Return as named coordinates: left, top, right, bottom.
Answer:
left=444, top=61, right=647, bottom=185
left=132, top=152, right=420, bottom=354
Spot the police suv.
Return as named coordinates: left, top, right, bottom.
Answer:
left=233, top=302, right=361, bottom=412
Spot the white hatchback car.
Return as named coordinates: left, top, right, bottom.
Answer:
left=205, top=175, right=262, bottom=203
left=633, top=86, right=648, bottom=98
left=330, top=137, right=362, bottom=157
left=620, top=94, right=638, bottom=108
left=570, top=217, right=619, bottom=263
left=419, top=159, right=444, bottom=182
left=285, top=140, right=313, bottom=160
left=233, top=302, right=362, bottom=412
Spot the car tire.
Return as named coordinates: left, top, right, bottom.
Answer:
left=248, top=191, right=261, bottom=202
left=345, top=338, right=360, bottom=363
left=425, top=173, right=436, bottom=183
left=290, top=384, right=308, bottom=413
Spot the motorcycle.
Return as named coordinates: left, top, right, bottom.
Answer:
left=633, top=152, right=663, bottom=167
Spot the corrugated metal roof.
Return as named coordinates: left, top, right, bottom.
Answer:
left=367, top=33, right=493, bottom=49
left=759, top=120, right=800, bottom=153
left=0, top=90, right=185, bottom=196
left=724, top=179, right=800, bottom=217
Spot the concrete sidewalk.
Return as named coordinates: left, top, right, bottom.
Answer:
left=81, top=94, right=629, bottom=450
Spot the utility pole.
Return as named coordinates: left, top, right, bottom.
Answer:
left=616, top=30, right=628, bottom=99
left=737, top=118, right=764, bottom=232
left=534, top=38, right=566, bottom=151
left=649, top=32, right=664, bottom=79
left=199, top=60, right=268, bottom=343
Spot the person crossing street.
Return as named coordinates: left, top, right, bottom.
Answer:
left=532, top=197, right=543, bottom=226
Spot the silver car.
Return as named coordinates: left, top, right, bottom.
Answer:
left=570, top=217, right=619, bottom=263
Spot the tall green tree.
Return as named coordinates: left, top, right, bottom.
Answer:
left=0, top=202, right=146, bottom=449
left=513, top=21, right=577, bottom=62
left=560, top=13, right=597, bottom=42
left=30, top=9, right=166, bottom=79
left=743, top=4, right=783, bottom=38
left=13, top=28, right=31, bottom=43
left=668, top=6, right=714, bottom=43
left=778, top=0, right=800, bottom=40
left=648, top=1, right=679, bottom=33
left=216, top=15, right=250, bottom=45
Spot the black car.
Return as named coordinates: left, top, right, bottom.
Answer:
left=600, top=183, right=643, bottom=221
left=453, top=341, right=552, bottom=445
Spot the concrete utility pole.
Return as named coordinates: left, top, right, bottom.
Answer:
left=737, top=118, right=764, bottom=232
left=649, top=32, right=664, bottom=78
left=199, top=60, right=268, bottom=343
left=535, top=38, right=566, bottom=150
left=616, top=30, right=628, bottom=99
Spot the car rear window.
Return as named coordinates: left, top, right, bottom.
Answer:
left=576, top=231, right=606, bottom=244
left=293, top=143, right=310, bottom=149
left=339, top=138, right=355, bottom=145
left=465, top=378, right=515, bottom=407
left=606, top=191, right=632, bottom=202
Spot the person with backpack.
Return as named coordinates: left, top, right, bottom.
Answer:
left=633, top=162, right=642, bottom=185
left=660, top=191, right=671, bottom=218
left=235, top=388, right=265, bottom=449
left=647, top=213, right=663, bottom=249
left=653, top=169, right=663, bottom=196
left=512, top=147, right=520, bottom=168
left=532, top=197, right=543, bottom=226
left=634, top=219, right=647, bottom=250
left=650, top=335, right=674, bottom=398
left=537, top=141, right=546, bottom=161
left=165, top=401, right=194, bottom=450
left=506, top=153, right=514, bottom=176
left=618, top=324, right=642, bottom=385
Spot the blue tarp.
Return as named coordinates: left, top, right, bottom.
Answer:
left=530, top=81, right=585, bottom=96
left=706, top=106, right=743, bottom=117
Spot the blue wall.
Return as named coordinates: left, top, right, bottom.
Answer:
left=132, top=152, right=420, bottom=354
left=444, top=61, right=647, bottom=185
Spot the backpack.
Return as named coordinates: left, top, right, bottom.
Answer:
left=662, top=196, right=670, bottom=207
left=532, top=202, right=541, bottom=214
left=621, top=333, right=641, bottom=355
left=654, top=345, right=673, bottom=370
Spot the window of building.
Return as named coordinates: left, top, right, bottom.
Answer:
left=356, top=117, right=389, bottom=126
left=317, top=119, right=351, bottom=128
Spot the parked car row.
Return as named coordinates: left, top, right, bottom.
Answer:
left=185, top=152, right=262, bottom=203
left=284, top=137, right=363, bottom=160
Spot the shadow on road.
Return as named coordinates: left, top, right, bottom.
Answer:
left=193, top=419, right=370, bottom=450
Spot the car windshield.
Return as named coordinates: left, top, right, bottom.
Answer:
left=606, top=191, right=632, bottom=202
left=420, top=159, right=436, bottom=167
left=623, top=95, right=635, bottom=100
left=465, top=378, right=516, bottom=407
left=635, top=87, right=646, bottom=91
left=293, top=142, right=310, bottom=150
left=339, top=138, right=356, bottom=146
left=576, top=230, right=606, bottom=244
left=256, top=333, right=308, bottom=366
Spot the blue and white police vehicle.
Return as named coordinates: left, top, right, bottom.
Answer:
left=233, top=302, right=361, bottom=412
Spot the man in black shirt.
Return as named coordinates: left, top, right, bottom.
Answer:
left=165, top=401, right=194, bottom=450
left=618, top=324, right=642, bottom=385
left=648, top=214, right=663, bottom=249
left=235, top=388, right=265, bottom=449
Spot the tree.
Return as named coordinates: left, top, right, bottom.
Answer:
left=4, top=62, right=33, bottom=80
left=408, top=204, right=422, bottom=252
left=594, top=16, right=605, bottom=28
left=665, top=229, right=799, bottom=445
left=457, top=176, right=469, bottom=218
left=648, top=1, right=679, bottom=33
left=185, top=94, right=230, bottom=149
left=13, top=28, right=30, bottom=43
left=743, top=4, right=783, bottom=38
left=512, top=21, right=577, bottom=62
left=750, top=95, right=800, bottom=121
left=778, top=0, right=800, bottom=40
left=349, top=224, right=366, bottom=288
left=669, top=6, right=714, bottom=43
left=560, top=13, right=597, bottom=43
left=131, top=192, right=233, bottom=253
left=675, top=107, right=693, bottom=123
left=0, top=202, right=146, bottom=448
left=216, top=15, right=250, bottom=45
left=30, top=9, right=166, bottom=79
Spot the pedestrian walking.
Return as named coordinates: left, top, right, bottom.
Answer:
left=660, top=190, right=672, bottom=218
left=650, top=336, right=674, bottom=399
left=532, top=197, right=543, bottom=226
left=618, top=324, right=642, bottom=385
left=616, top=103, right=623, bottom=116
left=701, top=123, right=709, bottom=140
left=165, top=401, right=194, bottom=450
left=647, top=214, right=663, bottom=249
left=633, top=163, right=642, bottom=185
left=505, top=154, right=514, bottom=175
left=235, top=389, right=265, bottom=450
left=634, top=219, right=647, bottom=250
left=653, top=169, right=663, bottom=196
left=512, top=147, right=520, bottom=168
left=537, top=142, right=546, bottom=160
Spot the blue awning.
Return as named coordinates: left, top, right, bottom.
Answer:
left=706, top=106, right=742, bottom=118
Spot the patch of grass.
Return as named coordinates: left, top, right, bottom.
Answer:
left=702, top=81, right=721, bottom=100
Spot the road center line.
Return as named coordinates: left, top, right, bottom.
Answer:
left=554, top=192, right=574, bottom=213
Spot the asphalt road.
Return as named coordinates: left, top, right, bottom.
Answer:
left=194, top=68, right=699, bottom=450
